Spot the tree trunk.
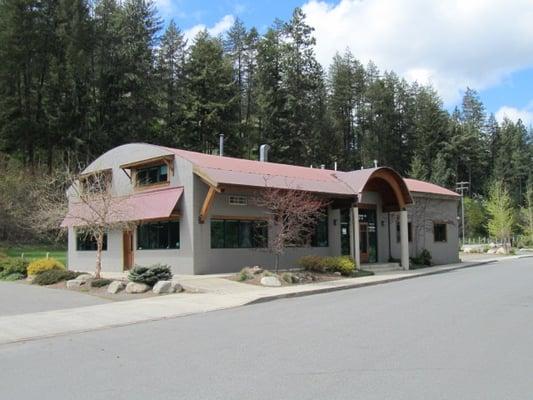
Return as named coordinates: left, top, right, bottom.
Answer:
left=95, top=234, right=103, bottom=279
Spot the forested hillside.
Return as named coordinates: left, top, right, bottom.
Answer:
left=0, top=0, right=532, bottom=242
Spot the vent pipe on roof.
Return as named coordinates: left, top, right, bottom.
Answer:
left=259, top=144, right=270, bottom=162
left=334, top=161, right=337, bottom=171
left=373, top=159, right=378, bottom=168
left=219, top=134, right=224, bottom=156
left=320, top=164, right=325, bottom=169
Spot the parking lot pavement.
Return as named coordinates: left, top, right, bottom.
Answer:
left=0, top=281, right=108, bottom=316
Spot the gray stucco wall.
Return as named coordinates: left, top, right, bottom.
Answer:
left=192, top=177, right=336, bottom=274
left=67, top=143, right=195, bottom=274
left=389, top=194, right=460, bottom=265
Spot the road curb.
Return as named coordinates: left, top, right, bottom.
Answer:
left=246, top=260, right=496, bottom=305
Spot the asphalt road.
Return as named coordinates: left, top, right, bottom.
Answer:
left=1, top=258, right=532, bottom=399
left=0, top=281, right=108, bottom=316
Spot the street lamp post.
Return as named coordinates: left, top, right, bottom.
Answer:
left=456, top=181, right=470, bottom=244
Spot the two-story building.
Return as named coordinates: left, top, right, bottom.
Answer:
left=62, top=143, right=460, bottom=274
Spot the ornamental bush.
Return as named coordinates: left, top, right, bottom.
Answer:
left=32, top=270, right=81, bottom=286
left=3, top=272, right=25, bottom=281
left=27, top=258, right=65, bottom=276
left=0, top=258, right=29, bottom=279
left=298, top=255, right=355, bottom=276
left=90, top=278, right=113, bottom=288
left=128, top=264, right=172, bottom=287
left=411, top=249, right=432, bottom=267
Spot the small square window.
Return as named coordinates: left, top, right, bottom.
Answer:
left=228, top=195, right=248, bottom=206
left=433, top=223, right=447, bottom=242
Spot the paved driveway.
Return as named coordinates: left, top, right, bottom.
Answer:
left=1, top=258, right=532, bottom=399
left=0, top=281, right=108, bottom=316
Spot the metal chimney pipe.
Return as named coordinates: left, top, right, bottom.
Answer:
left=219, top=134, right=224, bottom=156
left=320, top=164, right=325, bottom=169
left=334, top=161, right=337, bottom=171
left=259, top=144, right=270, bottom=162
left=373, top=159, right=378, bottom=168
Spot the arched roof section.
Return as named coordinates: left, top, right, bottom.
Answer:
left=336, top=167, right=413, bottom=211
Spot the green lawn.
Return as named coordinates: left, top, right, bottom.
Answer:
left=3, top=247, right=67, bottom=266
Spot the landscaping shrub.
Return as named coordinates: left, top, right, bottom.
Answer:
left=411, top=249, right=432, bottom=266
left=128, top=264, right=172, bottom=286
left=0, top=257, right=29, bottom=279
left=32, top=269, right=82, bottom=286
left=90, top=278, right=113, bottom=288
left=281, top=272, right=297, bottom=284
left=3, top=272, right=25, bottom=281
left=298, top=255, right=327, bottom=272
left=27, top=258, right=65, bottom=276
left=298, top=255, right=355, bottom=276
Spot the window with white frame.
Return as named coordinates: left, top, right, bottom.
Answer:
left=228, top=195, right=248, bottom=206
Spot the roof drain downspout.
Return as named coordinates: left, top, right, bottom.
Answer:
left=259, top=144, right=270, bottom=162
left=219, top=134, right=224, bottom=156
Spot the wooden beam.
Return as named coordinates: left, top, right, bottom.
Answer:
left=199, top=186, right=217, bottom=224
left=120, top=155, right=174, bottom=170
left=193, top=166, right=220, bottom=190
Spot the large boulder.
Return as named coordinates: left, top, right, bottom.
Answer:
left=260, top=276, right=282, bottom=287
left=153, top=280, right=173, bottom=294
left=66, top=279, right=84, bottom=289
left=125, top=282, right=150, bottom=294
left=107, top=281, right=126, bottom=294
left=75, top=274, right=93, bottom=283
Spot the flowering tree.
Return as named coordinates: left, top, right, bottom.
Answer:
left=254, top=183, right=328, bottom=271
left=34, top=170, right=135, bottom=278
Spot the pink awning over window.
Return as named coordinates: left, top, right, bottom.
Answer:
left=61, top=187, right=183, bottom=228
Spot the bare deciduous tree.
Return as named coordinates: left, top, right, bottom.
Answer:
left=33, top=170, right=135, bottom=278
left=254, top=182, right=328, bottom=271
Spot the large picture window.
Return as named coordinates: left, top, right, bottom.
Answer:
left=433, top=222, right=447, bottom=242
left=137, top=221, right=179, bottom=250
left=211, top=219, right=268, bottom=248
left=311, top=214, right=329, bottom=247
left=136, top=164, right=168, bottom=187
left=76, top=232, right=108, bottom=251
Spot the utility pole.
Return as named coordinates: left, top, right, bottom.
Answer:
left=456, top=181, right=470, bottom=243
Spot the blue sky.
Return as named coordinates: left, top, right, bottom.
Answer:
left=155, top=0, right=533, bottom=125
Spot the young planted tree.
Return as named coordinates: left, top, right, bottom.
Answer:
left=34, top=170, right=134, bottom=278
left=254, top=183, right=328, bottom=271
left=486, top=181, right=515, bottom=251
left=520, top=186, right=533, bottom=246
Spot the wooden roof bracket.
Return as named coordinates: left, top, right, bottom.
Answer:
left=199, top=185, right=218, bottom=224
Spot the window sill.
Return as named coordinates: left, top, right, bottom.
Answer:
left=134, top=181, right=170, bottom=191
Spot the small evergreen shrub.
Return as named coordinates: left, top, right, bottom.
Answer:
left=281, top=272, right=297, bottom=284
left=128, top=264, right=172, bottom=287
left=27, top=258, right=65, bottom=276
left=411, top=249, right=432, bottom=266
left=3, top=272, right=25, bottom=281
left=90, top=278, right=113, bottom=288
left=298, top=256, right=327, bottom=272
left=32, top=269, right=82, bottom=286
left=0, top=258, right=29, bottom=279
left=299, top=255, right=355, bottom=276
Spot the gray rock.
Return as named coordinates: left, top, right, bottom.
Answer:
left=172, top=282, right=184, bottom=293
left=496, top=246, right=507, bottom=255
left=333, top=271, right=342, bottom=276
left=153, top=280, right=174, bottom=294
left=75, top=274, right=93, bottom=283
left=125, top=282, right=150, bottom=294
left=250, top=266, right=264, bottom=275
left=260, top=276, right=282, bottom=287
left=107, top=281, right=125, bottom=294
left=66, top=279, right=84, bottom=289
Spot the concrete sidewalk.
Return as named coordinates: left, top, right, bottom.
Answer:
left=0, top=255, right=529, bottom=345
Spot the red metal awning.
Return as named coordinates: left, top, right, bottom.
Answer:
left=60, top=187, right=183, bottom=228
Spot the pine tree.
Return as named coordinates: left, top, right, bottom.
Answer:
left=156, top=20, right=187, bottom=146
left=183, top=30, right=238, bottom=154
left=408, top=155, right=428, bottom=181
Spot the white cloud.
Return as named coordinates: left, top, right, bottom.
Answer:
left=301, top=0, right=533, bottom=105
left=495, top=105, right=533, bottom=126
left=184, top=15, right=235, bottom=43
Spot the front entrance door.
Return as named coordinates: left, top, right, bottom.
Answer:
left=123, top=230, right=134, bottom=270
left=359, top=222, right=369, bottom=263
